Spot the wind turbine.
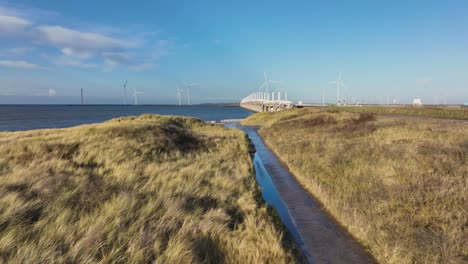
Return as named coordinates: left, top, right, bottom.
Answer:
left=322, top=87, right=325, bottom=106
left=259, top=72, right=280, bottom=95
left=123, top=80, right=128, bottom=105
left=328, top=72, right=345, bottom=106
left=133, top=88, right=143, bottom=105
left=184, top=82, right=196, bottom=105
left=274, top=87, right=288, bottom=102
left=177, top=86, right=184, bottom=106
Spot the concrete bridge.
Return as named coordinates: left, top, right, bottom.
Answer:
left=240, top=91, right=294, bottom=113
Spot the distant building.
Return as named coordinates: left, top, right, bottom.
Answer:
left=413, top=98, right=422, bottom=107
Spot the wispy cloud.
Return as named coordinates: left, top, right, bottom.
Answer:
left=48, top=88, right=56, bottom=96
left=0, top=59, right=42, bottom=69
left=0, top=3, right=172, bottom=71
left=102, top=51, right=134, bottom=66
left=0, top=2, right=58, bottom=22
left=47, top=55, right=97, bottom=68
left=6, top=46, right=36, bottom=56
left=416, top=77, right=433, bottom=85
left=0, top=46, right=36, bottom=59
left=0, top=14, right=31, bottom=35
left=36, top=25, right=135, bottom=55
left=130, top=63, right=157, bottom=71
left=152, top=40, right=171, bottom=60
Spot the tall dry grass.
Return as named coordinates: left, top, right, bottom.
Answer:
left=332, top=105, right=468, bottom=120
left=243, top=108, right=467, bottom=263
left=0, top=114, right=296, bottom=263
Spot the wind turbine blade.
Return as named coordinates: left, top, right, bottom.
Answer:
left=270, top=80, right=281, bottom=84
left=340, top=81, right=345, bottom=88
left=338, top=72, right=342, bottom=80
left=258, top=82, right=266, bottom=90
left=264, top=71, right=267, bottom=80
left=328, top=81, right=337, bottom=84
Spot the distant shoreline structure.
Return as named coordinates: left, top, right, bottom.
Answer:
left=0, top=103, right=241, bottom=107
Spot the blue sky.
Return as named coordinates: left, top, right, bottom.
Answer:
left=0, top=0, right=467, bottom=104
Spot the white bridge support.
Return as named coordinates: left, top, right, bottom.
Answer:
left=240, top=91, right=294, bottom=113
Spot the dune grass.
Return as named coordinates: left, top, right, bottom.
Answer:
left=242, top=108, right=467, bottom=263
left=331, top=105, right=468, bottom=120
left=0, top=114, right=296, bottom=263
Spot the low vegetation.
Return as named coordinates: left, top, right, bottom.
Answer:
left=243, top=108, right=467, bottom=263
left=331, top=105, right=468, bottom=120
left=0, top=114, right=296, bottom=263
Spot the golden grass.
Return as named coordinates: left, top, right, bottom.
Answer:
left=0, top=114, right=296, bottom=263
left=242, top=108, right=467, bottom=263
left=331, top=105, right=468, bottom=120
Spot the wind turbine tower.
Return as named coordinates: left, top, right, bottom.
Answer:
left=123, top=80, right=128, bottom=105
left=322, top=87, right=325, bottom=106
left=328, top=72, right=346, bottom=106
left=177, top=86, right=184, bottom=106
left=133, top=88, right=142, bottom=105
left=185, top=82, right=196, bottom=105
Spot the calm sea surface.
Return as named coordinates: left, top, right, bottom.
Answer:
left=0, top=105, right=252, bottom=131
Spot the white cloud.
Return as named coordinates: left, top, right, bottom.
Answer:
left=35, top=25, right=149, bottom=69
left=0, top=59, right=41, bottom=69
left=130, top=63, right=157, bottom=71
left=60, top=47, right=93, bottom=59
left=0, top=14, right=31, bottom=35
left=36, top=26, right=135, bottom=54
left=416, top=77, right=433, bottom=85
left=49, top=55, right=97, bottom=68
left=0, top=5, right=172, bottom=71
left=48, top=88, right=56, bottom=96
left=102, top=51, right=134, bottom=66
left=7, top=46, right=36, bottom=56
left=152, top=40, right=171, bottom=60
left=0, top=47, right=36, bottom=58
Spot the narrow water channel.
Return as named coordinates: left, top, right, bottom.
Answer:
left=228, top=124, right=374, bottom=264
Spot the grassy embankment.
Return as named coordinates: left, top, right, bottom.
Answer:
left=331, top=105, right=468, bottom=120
left=0, top=114, right=296, bottom=263
left=242, top=108, right=467, bottom=263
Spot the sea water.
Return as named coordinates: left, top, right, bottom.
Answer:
left=0, top=105, right=252, bottom=131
